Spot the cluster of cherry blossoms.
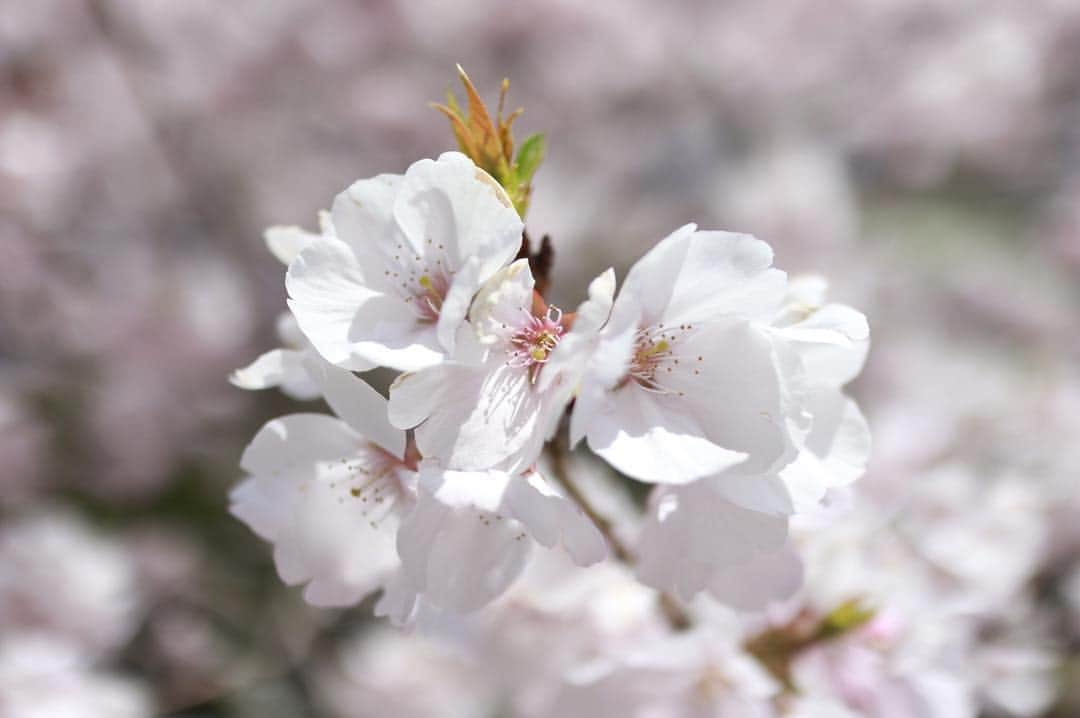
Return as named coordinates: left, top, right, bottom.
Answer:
left=229, top=73, right=870, bottom=633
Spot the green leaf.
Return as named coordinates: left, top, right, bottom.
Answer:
left=816, top=598, right=875, bottom=641
left=515, top=133, right=546, bottom=184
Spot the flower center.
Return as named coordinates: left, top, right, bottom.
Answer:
left=384, top=238, right=453, bottom=323
left=626, top=322, right=701, bottom=395
left=408, top=273, right=449, bottom=322
left=508, top=306, right=565, bottom=377
left=332, top=444, right=414, bottom=530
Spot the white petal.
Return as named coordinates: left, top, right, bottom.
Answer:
left=636, top=481, right=789, bottom=600
left=290, top=155, right=523, bottom=372
left=330, top=172, right=403, bottom=262
left=235, top=414, right=404, bottom=607
left=706, top=545, right=804, bottom=610
left=229, top=477, right=284, bottom=541
left=780, top=303, right=870, bottom=387
left=387, top=367, right=445, bottom=431
left=390, top=359, right=550, bottom=474
left=373, top=570, right=419, bottom=628
left=539, top=267, right=617, bottom=395
left=239, top=413, right=360, bottom=477
left=229, top=348, right=320, bottom=400
left=622, top=224, right=787, bottom=326
left=711, top=473, right=795, bottom=516
left=393, top=152, right=522, bottom=281
left=396, top=467, right=531, bottom=612
left=581, top=317, right=798, bottom=484
left=467, top=259, right=535, bottom=344
left=780, top=391, right=870, bottom=512
left=573, top=267, right=618, bottom=335
left=275, top=312, right=307, bottom=348
left=302, top=356, right=405, bottom=458
left=434, top=255, right=484, bottom=353
left=567, top=292, right=641, bottom=447
left=585, top=386, right=750, bottom=484
left=504, top=472, right=608, bottom=566
left=287, top=236, right=444, bottom=371
left=784, top=275, right=829, bottom=309
left=665, top=320, right=798, bottom=476
left=264, top=224, right=321, bottom=266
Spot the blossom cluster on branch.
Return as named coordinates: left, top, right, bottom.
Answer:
left=228, top=73, right=881, bottom=714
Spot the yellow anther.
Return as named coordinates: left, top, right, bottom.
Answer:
left=418, top=275, right=433, bottom=290
left=640, top=339, right=670, bottom=358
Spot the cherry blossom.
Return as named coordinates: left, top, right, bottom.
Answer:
left=0, top=512, right=142, bottom=658
left=393, top=461, right=607, bottom=615
left=634, top=277, right=870, bottom=606
left=0, top=633, right=152, bottom=718
left=286, top=152, right=524, bottom=372
left=388, top=260, right=614, bottom=474
left=230, top=360, right=415, bottom=606
left=568, top=223, right=804, bottom=484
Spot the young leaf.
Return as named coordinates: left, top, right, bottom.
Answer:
left=516, top=133, right=546, bottom=185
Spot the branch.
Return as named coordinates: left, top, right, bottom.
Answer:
left=547, top=424, right=691, bottom=631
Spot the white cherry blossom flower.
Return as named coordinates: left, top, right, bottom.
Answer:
left=545, top=623, right=780, bottom=718
left=790, top=622, right=976, bottom=718
left=388, top=259, right=614, bottom=474
left=635, top=278, right=869, bottom=607
left=230, top=360, right=415, bottom=607
left=569, top=223, right=804, bottom=485
left=286, top=152, right=524, bottom=372
left=315, top=626, right=493, bottom=718
left=0, top=633, right=153, bottom=718
left=393, top=461, right=607, bottom=615
left=895, top=467, right=1047, bottom=611
left=0, top=512, right=142, bottom=658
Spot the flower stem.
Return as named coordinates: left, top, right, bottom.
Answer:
left=547, top=425, right=691, bottom=630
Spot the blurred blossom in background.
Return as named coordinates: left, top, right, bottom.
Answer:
left=2, top=1, right=1079, bottom=716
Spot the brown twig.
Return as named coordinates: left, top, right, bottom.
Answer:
left=546, top=423, right=692, bottom=631
left=516, top=231, right=555, bottom=298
